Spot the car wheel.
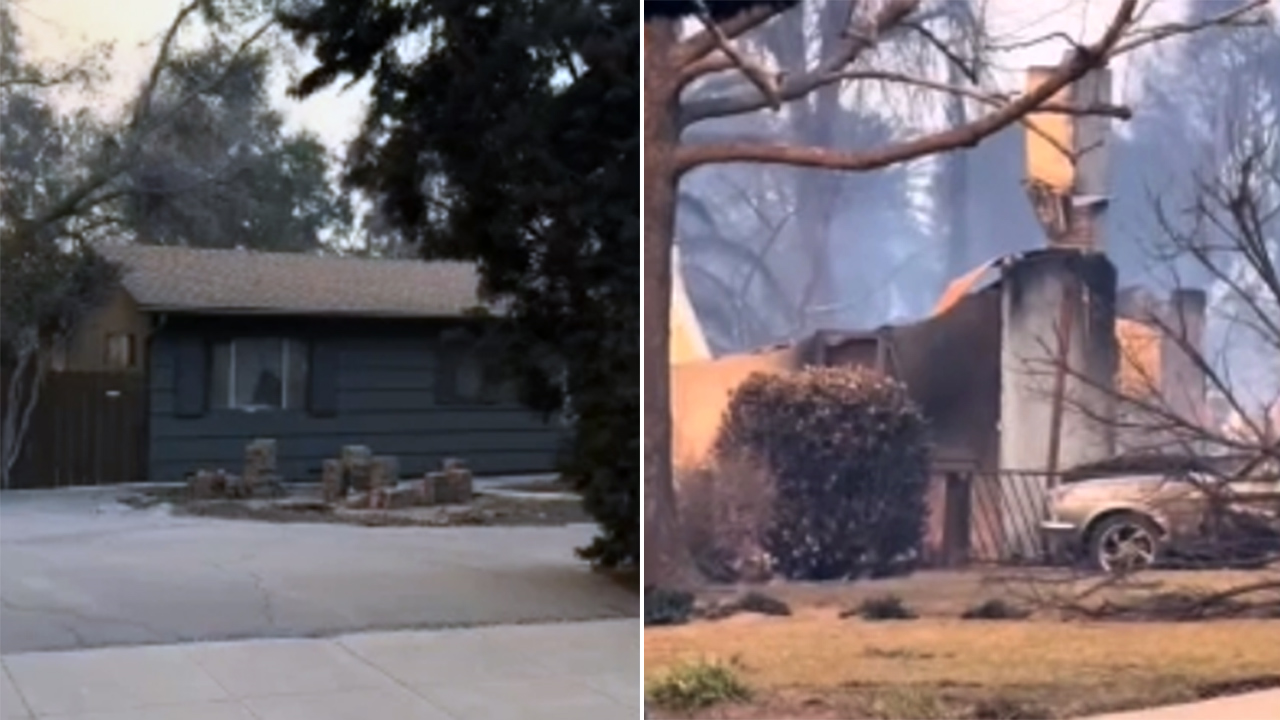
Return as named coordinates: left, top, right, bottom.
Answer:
left=1088, top=513, right=1162, bottom=573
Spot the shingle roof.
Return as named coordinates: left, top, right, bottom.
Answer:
left=95, top=244, right=486, bottom=318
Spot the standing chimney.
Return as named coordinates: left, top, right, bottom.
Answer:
left=1023, top=57, right=1113, bottom=250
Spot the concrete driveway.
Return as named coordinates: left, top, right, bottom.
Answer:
left=0, top=488, right=637, bottom=654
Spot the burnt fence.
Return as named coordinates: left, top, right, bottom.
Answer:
left=925, top=469, right=1062, bottom=568
left=1, top=371, right=148, bottom=489
left=924, top=467, right=1280, bottom=570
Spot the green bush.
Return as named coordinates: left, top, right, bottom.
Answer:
left=714, top=367, right=930, bottom=581
left=646, top=657, right=752, bottom=711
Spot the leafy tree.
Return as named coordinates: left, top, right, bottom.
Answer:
left=643, top=0, right=1269, bottom=585
left=1, top=0, right=331, bottom=486
left=123, top=45, right=351, bottom=251
left=0, top=4, right=120, bottom=486
left=282, top=0, right=640, bottom=566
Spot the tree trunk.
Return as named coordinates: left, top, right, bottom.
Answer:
left=1, top=346, right=45, bottom=490
left=644, top=20, right=695, bottom=588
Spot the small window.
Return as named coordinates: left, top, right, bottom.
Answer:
left=211, top=338, right=309, bottom=411
left=104, top=333, right=137, bottom=369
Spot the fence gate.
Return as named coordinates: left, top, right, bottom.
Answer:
left=6, top=372, right=148, bottom=488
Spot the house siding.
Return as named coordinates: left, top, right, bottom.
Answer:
left=148, top=316, right=564, bottom=481
left=61, top=287, right=152, bottom=373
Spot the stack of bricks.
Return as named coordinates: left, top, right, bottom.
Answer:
left=321, top=459, right=343, bottom=503
left=188, top=468, right=236, bottom=499
left=367, top=456, right=400, bottom=509
left=341, top=445, right=373, bottom=494
left=243, top=438, right=278, bottom=496
left=424, top=457, right=473, bottom=505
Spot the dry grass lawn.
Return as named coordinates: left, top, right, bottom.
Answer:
left=645, top=570, right=1280, bottom=719
left=695, top=568, right=1280, bottom=617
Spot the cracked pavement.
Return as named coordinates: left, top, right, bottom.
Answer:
left=0, top=488, right=637, bottom=654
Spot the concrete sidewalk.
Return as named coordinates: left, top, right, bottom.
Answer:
left=0, top=619, right=638, bottom=720
left=1080, top=689, right=1280, bottom=720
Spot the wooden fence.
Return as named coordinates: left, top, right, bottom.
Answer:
left=1, top=371, right=148, bottom=489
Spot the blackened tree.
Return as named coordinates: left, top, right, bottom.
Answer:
left=282, top=0, right=640, bottom=566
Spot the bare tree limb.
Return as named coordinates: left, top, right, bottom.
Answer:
left=677, top=53, right=736, bottom=89
left=673, top=3, right=791, bottom=68
left=674, top=0, right=1137, bottom=175
left=679, top=0, right=923, bottom=128
left=902, top=18, right=979, bottom=84
left=1107, top=0, right=1270, bottom=57
left=131, top=0, right=203, bottom=132
left=693, top=9, right=782, bottom=111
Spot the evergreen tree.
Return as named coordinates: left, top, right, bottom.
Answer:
left=283, top=0, right=640, bottom=566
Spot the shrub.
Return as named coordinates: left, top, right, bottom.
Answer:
left=646, top=657, right=752, bottom=711
left=734, top=590, right=791, bottom=617
left=645, top=587, right=695, bottom=626
left=715, top=367, right=930, bottom=581
left=702, top=590, right=792, bottom=621
left=962, top=598, right=1031, bottom=620
left=846, top=593, right=917, bottom=621
left=677, top=455, right=775, bottom=583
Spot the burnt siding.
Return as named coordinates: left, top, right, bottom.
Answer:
left=889, top=287, right=1003, bottom=472
left=148, top=317, right=563, bottom=481
left=818, top=287, right=1003, bottom=472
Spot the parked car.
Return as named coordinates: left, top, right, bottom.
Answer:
left=1041, top=453, right=1280, bottom=572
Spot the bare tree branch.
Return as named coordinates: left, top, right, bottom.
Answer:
left=693, top=8, right=782, bottom=110
left=674, top=0, right=1137, bottom=175
left=902, top=18, right=979, bottom=84
left=1107, top=0, right=1270, bottom=57
left=674, top=3, right=794, bottom=68
left=679, top=0, right=922, bottom=128
left=131, top=0, right=203, bottom=132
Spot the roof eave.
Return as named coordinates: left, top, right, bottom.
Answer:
left=136, top=305, right=503, bottom=320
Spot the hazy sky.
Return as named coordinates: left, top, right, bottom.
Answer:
left=9, top=0, right=1226, bottom=159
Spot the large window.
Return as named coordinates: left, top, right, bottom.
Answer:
left=211, top=338, right=308, bottom=411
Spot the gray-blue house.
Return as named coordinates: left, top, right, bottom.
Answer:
left=43, top=244, right=565, bottom=484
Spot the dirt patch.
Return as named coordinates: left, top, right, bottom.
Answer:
left=134, top=486, right=589, bottom=527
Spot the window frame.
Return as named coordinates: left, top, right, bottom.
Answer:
left=211, top=337, right=308, bottom=413
left=103, top=332, right=137, bottom=370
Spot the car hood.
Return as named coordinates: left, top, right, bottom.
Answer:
left=1055, top=474, right=1199, bottom=502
